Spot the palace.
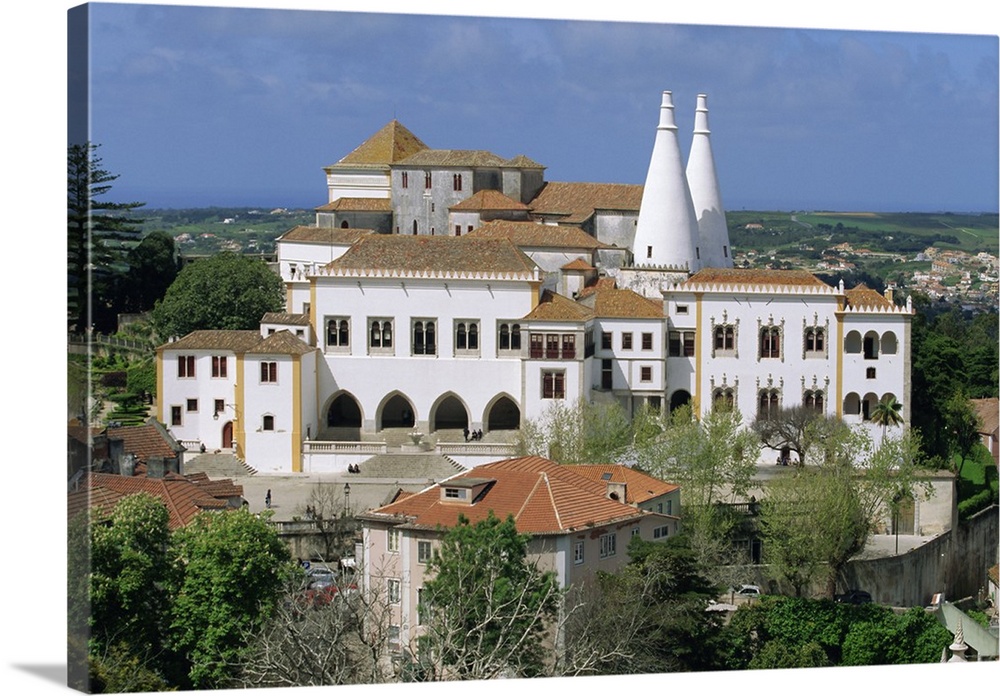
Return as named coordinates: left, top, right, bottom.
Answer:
left=156, top=91, right=912, bottom=473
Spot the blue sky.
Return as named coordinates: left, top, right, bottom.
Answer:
left=76, top=2, right=998, bottom=213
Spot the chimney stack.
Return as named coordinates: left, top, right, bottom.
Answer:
left=633, top=91, right=702, bottom=271
left=686, top=93, right=733, bottom=269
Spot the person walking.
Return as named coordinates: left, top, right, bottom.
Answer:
left=265, top=489, right=272, bottom=509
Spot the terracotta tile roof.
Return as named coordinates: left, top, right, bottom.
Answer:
left=70, top=472, right=241, bottom=529
left=68, top=420, right=103, bottom=447
left=576, top=277, right=618, bottom=299
left=683, top=268, right=827, bottom=288
left=248, top=330, right=315, bottom=356
left=989, top=564, right=999, bottom=586
left=586, top=287, right=664, bottom=319
left=156, top=330, right=262, bottom=353
left=522, top=290, right=593, bottom=321
left=399, top=149, right=508, bottom=167
left=569, top=464, right=679, bottom=505
left=971, top=398, right=999, bottom=436
left=364, top=456, right=654, bottom=535
left=261, top=312, right=311, bottom=326
left=467, top=220, right=608, bottom=249
left=277, top=226, right=374, bottom=244
left=106, top=421, right=184, bottom=462
left=528, top=181, right=644, bottom=224
left=315, top=198, right=392, bottom=212
left=450, top=189, right=530, bottom=211
left=561, top=258, right=595, bottom=271
left=504, top=154, right=545, bottom=169
left=844, top=283, right=895, bottom=310
left=324, top=235, right=538, bottom=276
left=335, top=120, right=428, bottom=165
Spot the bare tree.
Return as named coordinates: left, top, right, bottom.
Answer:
left=297, top=483, right=357, bottom=563
left=753, top=405, right=839, bottom=467
left=234, top=561, right=397, bottom=687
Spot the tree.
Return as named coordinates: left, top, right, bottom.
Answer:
left=941, top=391, right=982, bottom=478
left=759, top=428, right=928, bottom=599
left=569, top=535, right=725, bottom=674
left=68, top=142, right=145, bottom=332
left=152, top=252, right=284, bottom=338
left=638, top=404, right=760, bottom=585
left=870, top=395, right=904, bottom=438
left=759, top=467, right=868, bottom=598
left=167, top=508, right=293, bottom=689
left=121, top=230, right=178, bottom=313
left=235, top=573, right=391, bottom=688
left=88, top=494, right=172, bottom=667
left=752, top=405, right=830, bottom=466
left=420, top=512, right=562, bottom=680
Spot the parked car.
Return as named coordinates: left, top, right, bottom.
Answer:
left=734, top=584, right=762, bottom=597
left=306, top=565, right=338, bottom=590
left=835, top=589, right=873, bottom=604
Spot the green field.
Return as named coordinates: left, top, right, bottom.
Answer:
left=729, top=211, right=998, bottom=255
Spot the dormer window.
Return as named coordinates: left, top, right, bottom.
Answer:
left=444, top=487, right=465, bottom=500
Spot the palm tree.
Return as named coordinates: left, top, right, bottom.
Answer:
left=871, top=396, right=904, bottom=437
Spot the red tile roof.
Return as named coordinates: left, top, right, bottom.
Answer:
left=468, top=220, right=608, bottom=249
left=971, top=398, right=999, bottom=436
left=570, top=464, right=679, bottom=505
left=845, top=283, right=895, bottom=310
left=522, top=290, right=593, bottom=322
left=684, top=268, right=827, bottom=288
left=362, top=456, right=666, bottom=535
left=106, top=422, right=184, bottom=462
left=528, top=181, right=644, bottom=224
left=69, top=472, right=243, bottom=529
left=315, top=197, right=392, bottom=212
left=587, top=287, right=664, bottom=319
left=324, top=234, right=538, bottom=276
left=335, top=120, right=428, bottom=166
left=399, top=149, right=508, bottom=167
left=277, top=226, right=374, bottom=244
left=450, top=189, right=530, bottom=211
left=156, top=330, right=262, bottom=353
left=561, top=258, right=595, bottom=271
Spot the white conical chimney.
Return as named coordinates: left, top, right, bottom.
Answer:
left=633, top=91, right=702, bottom=272
left=686, top=93, right=733, bottom=269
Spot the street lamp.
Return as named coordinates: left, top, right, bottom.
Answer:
left=344, top=482, right=351, bottom=515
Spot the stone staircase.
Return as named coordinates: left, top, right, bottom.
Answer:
left=184, top=451, right=258, bottom=479
left=346, top=452, right=466, bottom=481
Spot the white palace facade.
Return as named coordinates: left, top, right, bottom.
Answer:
left=156, top=91, right=913, bottom=474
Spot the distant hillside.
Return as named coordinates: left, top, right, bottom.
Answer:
left=140, top=207, right=314, bottom=255
left=728, top=211, right=998, bottom=256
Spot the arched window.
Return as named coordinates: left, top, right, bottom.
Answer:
left=760, top=327, right=781, bottom=359
left=758, top=389, right=780, bottom=418
left=714, top=325, right=735, bottom=352
left=804, top=389, right=824, bottom=412
left=340, top=220, right=349, bottom=229
left=413, top=320, right=436, bottom=355
left=713, top=388, right=735, bottom=411
left=327, top=317, right=350, bottom=349
left=262, top=415, right=275, bottom=431
left=805, top=327, right=825, bottom=354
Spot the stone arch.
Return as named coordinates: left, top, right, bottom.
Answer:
left=862, top=392, right=880, bottom=421
left=485, top=394, right=520, bottom=431
left=881, top=331, right=898, bottom=355
left=844, top=330, right=862, bottom=354
left=669, top=390, right=692, bottom=413
left=378, top=391, right=416, bottom=430
left=430, top=392, right=469, bottom=432
left=863, top=331, right=880, bottom=359
left=325, top=391, right=363, bottom=428
left=843, top=392, right=861, bottom=416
